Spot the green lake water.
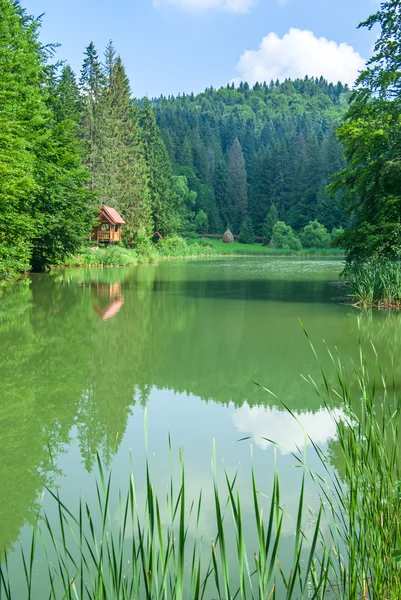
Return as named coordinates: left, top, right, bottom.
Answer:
left=1, top=257, right=399, bottom=597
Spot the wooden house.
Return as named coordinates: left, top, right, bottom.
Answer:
left=92, top=205, right=125, bottom=243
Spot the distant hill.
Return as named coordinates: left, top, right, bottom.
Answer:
left=153, top=78, right=350, bottom=234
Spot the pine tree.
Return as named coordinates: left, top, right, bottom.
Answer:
left=53, top=65, right=82, bottom=123
left=226, top=138, right=248, bottom=233
left=79, top=42, right=104, bottom=193
left=262, top=203, right=278, bottom=245
left=238, top=216, right=255, bottom=244
left=96, top=52, right=152, bottom=239
left=139, top=97, right=180, bottom=235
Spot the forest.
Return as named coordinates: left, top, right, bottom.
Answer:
left=1, top=0, right=351, bottom=281
left=2, top=0, right=401, bottom=292
left=153, top=79, right=349, bottom=235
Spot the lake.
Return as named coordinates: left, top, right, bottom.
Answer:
left=1, top=257, right=398, bottom=597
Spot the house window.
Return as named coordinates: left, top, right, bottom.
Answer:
left=101, top=223, right=110, bottom=232
left=114, top=225, right=119, bottom=233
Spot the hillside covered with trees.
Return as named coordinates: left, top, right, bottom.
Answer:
left=153, top=80, right=350, bottom=235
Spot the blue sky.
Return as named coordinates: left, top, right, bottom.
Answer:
left=23, top=0, right=379, bottom=98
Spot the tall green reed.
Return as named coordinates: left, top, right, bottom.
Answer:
left=299, top=326, right=401, bottom=599
left=344, top=260, right=401, bottom=308
left=0, top=442, right=332, bottom=599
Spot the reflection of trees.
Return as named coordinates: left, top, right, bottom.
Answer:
left=2, top=262, right=397, bottom=551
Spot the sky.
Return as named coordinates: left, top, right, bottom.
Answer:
left=23, top=0, right=380, bottom=98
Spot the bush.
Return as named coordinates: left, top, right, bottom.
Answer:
left=197, top=238, right=214, bottom=247
left=300, top=220, right=331, bottom=249
left=238, top=216, right=255, bottom=244
left=72, top=245, right=138, bottom=267
left=156, top=235, right=189, bottom=257
left=272, top=221, right=302, bottom=251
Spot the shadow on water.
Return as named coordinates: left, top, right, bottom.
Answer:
left=149, top=278, right=338, bottom=303
left=0, top=259, right=398, bottom=552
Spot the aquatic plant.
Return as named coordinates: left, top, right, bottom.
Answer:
left=344, top=260, right=401, bottom=308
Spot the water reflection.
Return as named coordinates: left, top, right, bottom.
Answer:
left=0, top=259, right=398, bottom=554
left=90, top=282, right=125, bottom=321
left=232, top=403, right=345, bottom=453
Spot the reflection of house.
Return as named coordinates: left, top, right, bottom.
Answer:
left=91, top=205, right=125, bottom=243
left=92, top=283, right=125, bottom=321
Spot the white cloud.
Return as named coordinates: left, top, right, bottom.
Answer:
left=231, top=403, right=345, bottom=454
left=153, top=0, right=257, bottom=13
left=235, top=28, right=366, bottom=86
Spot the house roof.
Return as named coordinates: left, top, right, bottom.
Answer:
left=101, top=205, right=125, bottom=225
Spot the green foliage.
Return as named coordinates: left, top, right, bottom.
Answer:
left=72, top=245, right=138, bottom=267
left=186, top=237, right=342, bottom=256
left=156, top=234, right=188, bottom=256
left=94, top=48, right=152, bottom=240
left=193, top=209, right=208, bottom=233
left=140, top=97, right=181, bottom=236
left=344, top=259, right=401, bottom=307
left=226, top=138, right=248, bottom=233
left=155, top=79, right=349, bottom=235
left=331, top=226, right=345, bottom=245
left=0, top=0, right=92, bottom=278
left=238, top=215, right=255, bottom=244
left=262, top=203, right=278, bottom=245
left=300, top=220, right=331, bottom=249
left=272, top=221, right=302, bottom=251
left=331, top=1, right=401, bottom=260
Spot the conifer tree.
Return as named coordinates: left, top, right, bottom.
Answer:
left=262, top=203, right=278, bottom=245
left=95, top=50, right=152, bottom=239
left=226, top=138, right=248, bottom=233
left=238, top=216, right=255, bottom=244
left=139, top=97, right=181, bottom=235
left=53, top=65, right=82, bottom=123
left=79, top=42, right=104, bottom=193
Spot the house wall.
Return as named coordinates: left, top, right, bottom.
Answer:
left=91, top=218, right=121, bottom=242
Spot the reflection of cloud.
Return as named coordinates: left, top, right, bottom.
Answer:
left=231, top=403, right=344, bottom=454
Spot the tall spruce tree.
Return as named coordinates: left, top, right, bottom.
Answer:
left=226, top=138, right=248, bottom=233
left=139, top=97, right=181, bottom=235
left=262, top=203, right=279, bottom=246
left=95, top=49, right=152, bottom=239
left=79, top=42, right=104, bottom=193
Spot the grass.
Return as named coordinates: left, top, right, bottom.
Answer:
left=64, top=236, right=344, bottom=269
left=1, top=338, right=400, bottom=599
left=344, top=260, right=401, bottom=308
left=187, top=237, right=344, bottom=257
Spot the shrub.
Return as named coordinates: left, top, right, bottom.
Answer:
left=197, top=238, right=214, bottom=247
left=331, top=227, right=345, bottom=246
left=156, top=235, right=189, bottom=257
left=272, top=221, right=302, bottom=251
left=300, top=220, right=331, bottom=249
